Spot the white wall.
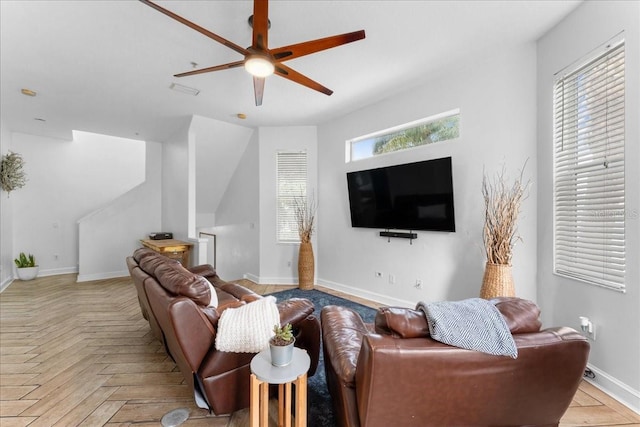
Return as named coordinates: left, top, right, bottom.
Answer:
left=77, top=141, right=162, bottom=281
left=317, top=44, right=538, bottom=307
left=193, top=115, right=254, bottom=228
left=161, top=120, right=192, bottom=241
left=203, top=131, right=260, bottom=281
left=258, top=126, right=318, bottom=284
left=0, top=121, right=14, bottom=290
left=9, top=130, right=145, bottom=277
left=537, top=0, right=640, bottom=411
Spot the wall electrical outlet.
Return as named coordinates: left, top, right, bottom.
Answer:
left=389, top=274, right=396, bottom=284
left=579, top=316, right=597, bottom=340
left=415, top=279, right=423, bottom=289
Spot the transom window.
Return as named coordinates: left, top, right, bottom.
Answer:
left=347, top=109, right=459, bottom=162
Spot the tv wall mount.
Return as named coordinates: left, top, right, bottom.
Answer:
left=380, top=230, right=418, bottom=244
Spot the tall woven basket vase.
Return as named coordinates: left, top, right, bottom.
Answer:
left=298, top=241, right=315, bottom=290
left=480, top=262, right=515, bottom=299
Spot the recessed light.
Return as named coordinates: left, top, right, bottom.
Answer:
left=169, top=83, right=200, bottom=96
left=21, top=88, right=37, bottom=97
left=237, top=113, right=247, bottom=119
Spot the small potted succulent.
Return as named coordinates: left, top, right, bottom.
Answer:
left=14, top=252, right=39, bottom=281
left=269, top=323, right=295, bottom=367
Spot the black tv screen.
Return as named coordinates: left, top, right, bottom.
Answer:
left=347, top=157, right=455, bottom=232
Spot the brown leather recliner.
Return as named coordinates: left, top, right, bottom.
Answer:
left=126, top=248, right=321, bottom=415
left=321, top=298, right=590, bottom=427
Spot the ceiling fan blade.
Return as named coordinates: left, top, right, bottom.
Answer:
left=253, top=77, right=265, bottom=106
left=174, top=61, right=245, bottom=78
left=139, top=0, right=249, bottom=56
left=252, top=0, right=269, bottom=50
left=270, top=30, right=365, bottom=62
left=274, top=63, right=333, bottom=96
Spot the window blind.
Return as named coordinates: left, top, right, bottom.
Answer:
left=553, top=40, right=625, bottom=291
left=277, top=151, right=307, bottom=243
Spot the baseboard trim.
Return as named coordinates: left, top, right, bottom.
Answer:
left=0, top=277, right=13, bottom=293
left=39, top=267, right=78, bottom=277
left=76, top=270, right=129, bottom=283
left=585, top=363, right=640, bottom=415
left=316, top=278, right=414, bottom=308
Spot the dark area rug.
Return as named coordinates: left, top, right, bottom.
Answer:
left=267, top=288, right=377, bottom=427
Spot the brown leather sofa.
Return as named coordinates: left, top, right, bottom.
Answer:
left=126, top=247, right=321, bottom=415
left=321, top=298, right=590, bottom=427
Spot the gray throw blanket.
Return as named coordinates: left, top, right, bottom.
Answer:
left=416, top=298, right=517, bottom=358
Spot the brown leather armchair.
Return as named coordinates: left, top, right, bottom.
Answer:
left=321, top=298, right=589, bottom=427
left=127, top=248, right=321, bottom=415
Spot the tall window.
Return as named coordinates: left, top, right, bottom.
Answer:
left=277, top=151, right=307, bottom=243
left=553, top=37, right=625, bottom=291
left=347, top=109, right=459, bottom=162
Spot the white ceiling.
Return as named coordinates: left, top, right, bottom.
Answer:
left=1, top=0, right=581, bottom=142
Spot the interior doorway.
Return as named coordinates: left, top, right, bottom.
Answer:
left=198, top=232, right=216, bottom=269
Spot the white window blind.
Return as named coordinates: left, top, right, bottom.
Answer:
left=553, top=39, right=625, bottom=291
left=277, top=151, right=307, bottom=243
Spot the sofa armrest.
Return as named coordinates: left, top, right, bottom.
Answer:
left=277, top=298, right=314, bottom=326
left=188, top=264, right=217, bottom=279
left=219, top=282, right=262, bottom=302
left=321, top=305, right=370, bottom=386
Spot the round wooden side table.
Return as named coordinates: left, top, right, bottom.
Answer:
left=250, top=347, right=310, bottom=427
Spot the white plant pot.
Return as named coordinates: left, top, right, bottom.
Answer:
left=16, top=266, right=39, bottom=281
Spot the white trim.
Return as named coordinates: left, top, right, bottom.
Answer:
left=316, top=278, right=414, bottom=308
left=585, top=363, right=640, bottom=415
left=37, top=267, right=78, bottom=277
left=0, top=277, right=13, bottom=293
left=76, top=270, right=129, bottom=283
left=243, top=273, right=260, bottom=283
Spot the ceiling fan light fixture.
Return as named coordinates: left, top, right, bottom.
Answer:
left=244, top=55, right=274, bottom=77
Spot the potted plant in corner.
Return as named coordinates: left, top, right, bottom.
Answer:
left=14, top=252, right=39, bottom=281
left=269, top=323, right=295, bottom=367
left=480, top=161, right=530, bottom=299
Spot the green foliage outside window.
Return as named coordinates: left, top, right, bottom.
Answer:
left=348, top=112, right=459, bottom=162
left=373, top=115, right=459, bottom=155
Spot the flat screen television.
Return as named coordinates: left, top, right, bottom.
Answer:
left=346, top=157, right=455, bottom=232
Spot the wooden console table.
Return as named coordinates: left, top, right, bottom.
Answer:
left=140, top=239, right=193, bottom=267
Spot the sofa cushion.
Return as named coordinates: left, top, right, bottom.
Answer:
left=375, top=297, right=542, bottom=338
left=133, top=247, right=158, bottom=263
left=139, top=253, right=180, bottom=276
left=155, top=263, right=211, bottom=306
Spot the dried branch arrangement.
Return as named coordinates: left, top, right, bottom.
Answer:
left=294, top=192, right=317, bottom=244
left=0, top=151, right=27, bottom=195
left=482, top=161, right=530, bottom=265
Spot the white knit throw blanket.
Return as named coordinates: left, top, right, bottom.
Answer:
left=215, top=296, right=280, bottom=353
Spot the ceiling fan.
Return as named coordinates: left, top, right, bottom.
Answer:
left=139, top=0, right=366, bottom=106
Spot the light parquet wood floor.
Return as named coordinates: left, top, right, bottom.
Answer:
left=1, top=274, right=638, bottom=426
